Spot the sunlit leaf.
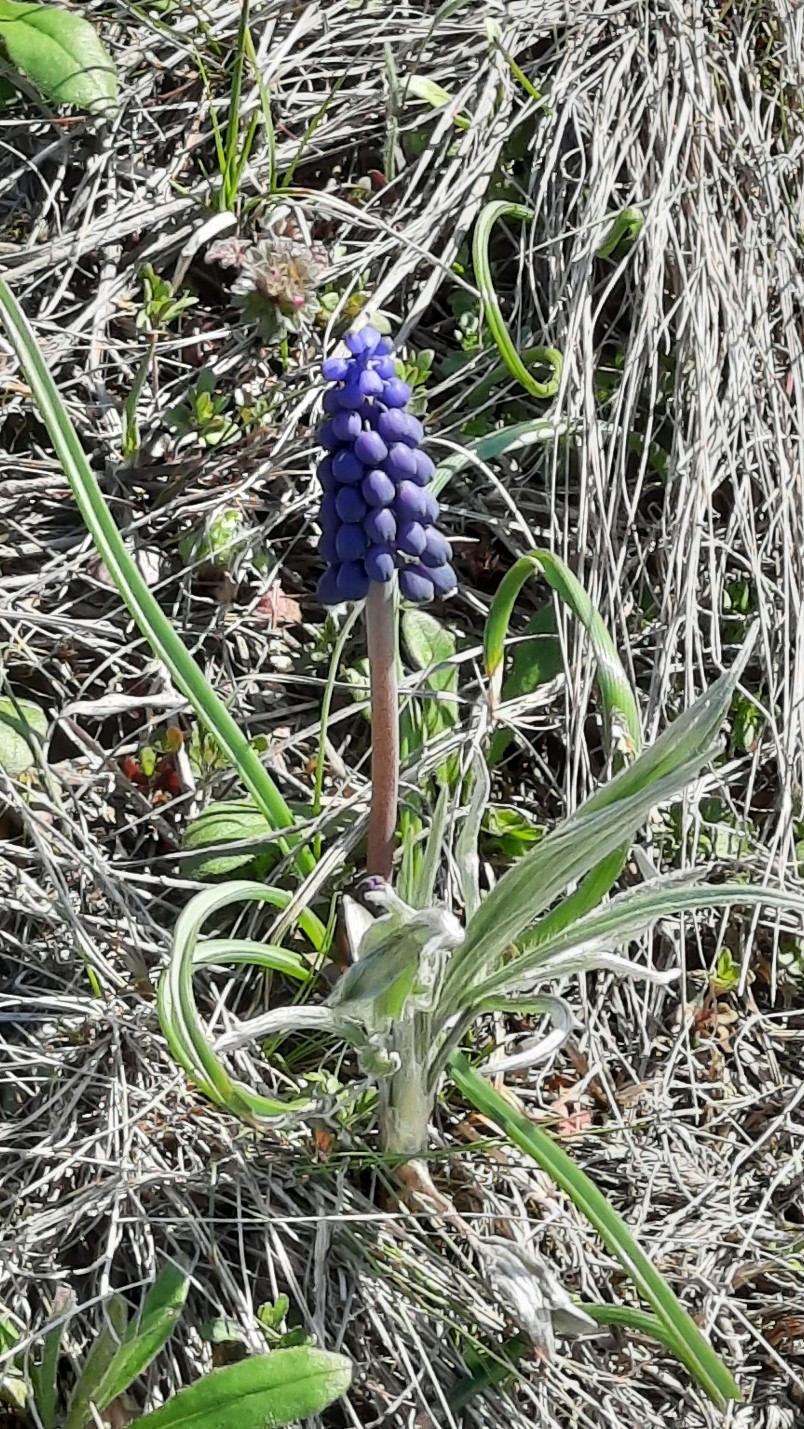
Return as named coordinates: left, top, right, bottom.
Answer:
left=133, top=1347, right=352, bottom=1429
left=450, top=1055, right=741, bottom=1409
left=0, top=1, right=117, bottom=114
left=85, top=1266, right=189, bottom=1420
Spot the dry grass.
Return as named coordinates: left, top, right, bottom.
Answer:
left=1, top=1, right=804, bottom=1425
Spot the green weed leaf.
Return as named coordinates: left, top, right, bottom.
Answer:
left=63, top=1295, right=129, bottom=1429
left=88, top=1266, right=189, bottom=1419
left=403, top=608, right=456, bottom=675
left=0, top=2, right=117, bottom=114
left=182, top=800, right=278, bottom=878
left=133, top=1347, right=351, bottom=1429
left=0, top=695, right=46, bottom=776
left=30, top=1288, right=75, bottom=1429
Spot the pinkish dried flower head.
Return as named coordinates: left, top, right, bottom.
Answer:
left=231, top=235, right=327, bottom=339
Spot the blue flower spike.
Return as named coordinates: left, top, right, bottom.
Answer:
left=316, top=327, right=456, bottom=606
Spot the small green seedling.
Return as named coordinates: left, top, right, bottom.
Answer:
left=1, top=1268, right=349, bottom=1429
left=138, top=265, right=199, bottom=333
left=165, top=372, right=239, bottom=448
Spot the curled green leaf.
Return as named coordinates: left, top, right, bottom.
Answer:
left=472, top=200, right=562, bottom=399
left=450, top=1054, right=741, bottom=1409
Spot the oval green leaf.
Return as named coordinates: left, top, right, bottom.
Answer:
left=0, top=1, right=117, bottom=115
left=0, top=695, right=47, bottom=776
left=182, top=800, right=278, bottom=878
left=134, top=1347, right=352, bottom=1429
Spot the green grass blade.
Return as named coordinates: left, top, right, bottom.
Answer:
left=30, top=1299, right=73, bottom=1429
left=449, top=1054, right=741, bottom=1408
left=472, top=201, right=562, bottom=399
left=87, top=1267, right=189, bottom=1418
left=221, top=0, right=250, bottom=209
left=0, top=279, right=317, bottom=885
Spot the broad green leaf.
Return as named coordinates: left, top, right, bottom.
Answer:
left=0, top=695, right=46, bottom=775
left=133, top=1347, right=352, bottom=1429
left=0, top=1315, right=20, bottom=1355
left=403, top=608, right=456, bottom=683
left=200, top=1317, right=244, bottom=1347
left=450, top=1054, right=741, bottom=1408
left=402, top=609, right=459, bottom=780
left=63, top=1295, right=129, bottom=1429
left=85, top=1266, right=189, bottom=1419
left=0, top=1, right=117, bottom=115
left=182, top=800, right=278, bottom=877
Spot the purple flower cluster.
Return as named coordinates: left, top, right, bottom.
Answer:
left=315, top=327, right=457, bottom=605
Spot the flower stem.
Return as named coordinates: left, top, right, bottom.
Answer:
left=365, top=580, right=399, bottom=881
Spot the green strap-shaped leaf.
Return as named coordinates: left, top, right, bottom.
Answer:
left=484, top=549, right=641, bottom=757
left=0, top=1, right=117, bottom=114
left=444, top=648, right=748, bottom=1003
left=133, top=1347, right=352, bottom=1429
left=157, top=881, right=327, bottom=1125
left=63, top=1295, right=129, bottom=1429
left=449, top=1053, right=741, bottom=1409
left=0, top=278, right=320, bottom=898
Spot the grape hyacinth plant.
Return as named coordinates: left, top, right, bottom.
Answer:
left=315, top=325, right=456, bottom=881
left=5, top=264, right=791, bottom=1405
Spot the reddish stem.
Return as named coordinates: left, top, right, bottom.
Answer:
left=365, top=581, right=399, bottom=881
